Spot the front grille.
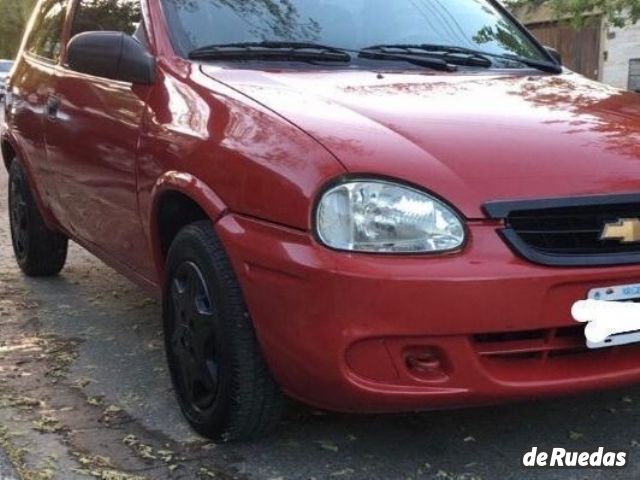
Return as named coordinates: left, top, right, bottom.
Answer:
left=484, top=194, right=640, bottom=266
left=508, top=203, right=640, bottom=255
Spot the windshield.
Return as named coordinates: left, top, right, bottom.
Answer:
left=161, top=0, right=547, bottom=64
left=0, top=61, right=12, bottom=73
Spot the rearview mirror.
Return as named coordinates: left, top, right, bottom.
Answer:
left=67, top=31, right=155, bottom=85
left=544, top=46, right=562, bottom=65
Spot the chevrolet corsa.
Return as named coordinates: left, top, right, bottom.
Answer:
left=4, top=0, right=640, bottom=442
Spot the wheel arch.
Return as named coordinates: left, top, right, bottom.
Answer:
left=149, top=171, right=229, bottom=279
left=2, top=135, right=62, bottom=231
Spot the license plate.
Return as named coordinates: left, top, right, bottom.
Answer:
left=586, top=283, right=640, bottom=349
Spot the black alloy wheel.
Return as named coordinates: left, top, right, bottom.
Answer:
left=168, top=261, right=220, bottom=413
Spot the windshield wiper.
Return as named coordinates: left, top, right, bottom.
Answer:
left=358, top=48, right=456, bottom=72
left=190, top=41, right=455, bottom=71
left=188, top=41, right=352, bottom=63
left=500, top=53, right=562, bottom=74
left=362, top=44, right=562, bottom=74
left=362, top=44, right=491, bottom=68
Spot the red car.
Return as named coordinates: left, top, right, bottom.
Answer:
left=4, top=0, right=640, bottom=442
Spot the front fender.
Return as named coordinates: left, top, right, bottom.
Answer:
left=139, top=64, right=347, bottom=233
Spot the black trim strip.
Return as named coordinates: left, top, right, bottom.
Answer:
left=484, top=193, right=640, bottom=219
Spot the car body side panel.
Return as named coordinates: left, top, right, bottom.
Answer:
left=45, top=67, right=155, bottom=275
left=6, top=56, right=59, bottom=215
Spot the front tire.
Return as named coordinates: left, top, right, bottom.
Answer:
left=163, top=221, right=284, bottom=442
left=8, top=159, right=68, bottom=277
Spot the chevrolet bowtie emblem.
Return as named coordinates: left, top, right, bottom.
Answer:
left=601, top=218, right=640, bottom=243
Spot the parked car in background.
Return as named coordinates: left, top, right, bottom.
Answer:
left=5, top=0, right=640, bottom=443
left=0, top=60, right=12, bottom=101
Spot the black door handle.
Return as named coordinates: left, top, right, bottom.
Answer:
left=46, top=96, right=59, bottom=120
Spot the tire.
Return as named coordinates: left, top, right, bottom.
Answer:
left=8, top=158, right=68, bottom=277
left=163, top=221, right=285, bottom=442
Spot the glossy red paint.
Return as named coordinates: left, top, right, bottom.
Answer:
left=4, top=0, right=640, bottom=413
left=207, top=69, right=640, bottom=219
left=216, top=214, right=640, bottom=411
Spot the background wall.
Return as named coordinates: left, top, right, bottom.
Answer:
left=601, top=21, right=640, bottom=90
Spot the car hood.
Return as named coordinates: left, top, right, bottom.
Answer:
left=202, top=67, right=640, bottom=219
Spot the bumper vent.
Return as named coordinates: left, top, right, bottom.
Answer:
left=474, top=326, right=586, bottom=361
left=473, top=326, right=640, bottom=384
left=484, top=194, right=640, bottom=266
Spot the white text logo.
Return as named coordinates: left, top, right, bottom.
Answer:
left=523, top=447, right=627, bottom=468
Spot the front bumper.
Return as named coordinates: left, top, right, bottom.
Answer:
left=216, top=214, right=640, bottom=412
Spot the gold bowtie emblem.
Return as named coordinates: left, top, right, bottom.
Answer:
left=601, top=218, right=640, bottom=243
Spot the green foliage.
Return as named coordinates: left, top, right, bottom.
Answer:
left=507, top=0, right=640, bottom=28
left=71, top=0, right=141, bottom=36
left=0, top=0, right=36, bottom=59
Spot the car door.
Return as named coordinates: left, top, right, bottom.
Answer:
left=45, top=0, right=155, bottom=275
left=9, top=0, right=68, bottom=213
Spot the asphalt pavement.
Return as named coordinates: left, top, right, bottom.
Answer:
left=0, top=449, right=17, bottom=480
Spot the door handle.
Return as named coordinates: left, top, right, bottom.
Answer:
left=46, top=96, right=60, bottom=120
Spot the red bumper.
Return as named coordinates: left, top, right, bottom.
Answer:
left=216, top=214, right=640, bottom=412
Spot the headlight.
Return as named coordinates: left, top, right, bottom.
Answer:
left=315, top=180, right=466, bottom=253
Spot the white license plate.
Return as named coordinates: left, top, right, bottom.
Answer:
left=586, top=283, right=640, bottom=349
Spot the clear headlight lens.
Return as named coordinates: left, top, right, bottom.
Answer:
left=316, top=180, right=465, bottom=253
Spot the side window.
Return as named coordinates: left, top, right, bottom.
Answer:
left=25, top=0, right=68, bottom=61
left=70, top=0, right=142, bottom=39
